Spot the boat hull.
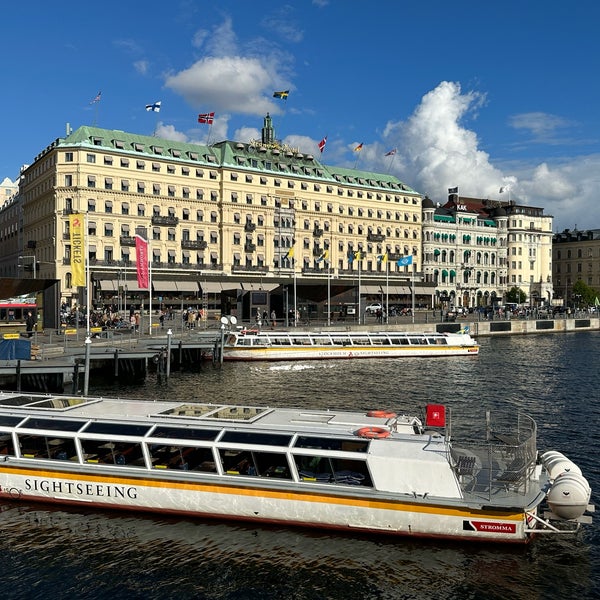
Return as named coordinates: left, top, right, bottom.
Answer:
left=0, top=463, right=529, bottom=543
left=224, top=345, right=479, bottom=361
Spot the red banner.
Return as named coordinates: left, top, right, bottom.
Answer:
left=135, top=235, right=149, bottom=289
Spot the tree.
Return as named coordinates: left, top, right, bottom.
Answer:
left=506, top=286, right=527, bottom=304
left=572, top=280, right=598, bottom=306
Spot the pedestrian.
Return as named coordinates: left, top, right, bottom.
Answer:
left=271, top=309, right=276, bottom=327
left=25, top=311, right=36, bottom=338
left=263, top=310, right=269, bottom=326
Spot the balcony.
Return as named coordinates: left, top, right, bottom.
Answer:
left=151, top=215, right=179, bottom=226
left=232, top=265, right=269, bottom=273
left=367, top=233, right=385, bottom=242
left=244, top=243, right=256, bottom=253
left=313, top=228, right=324, bottom=237
left=120, top=236, right=136, bottom=246
left=244, top=223, right=256, bottom=232
left=181, top=240, right=207, bottom=250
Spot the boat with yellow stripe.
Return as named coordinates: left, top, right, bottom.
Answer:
left=0, top=392, right=592, bottom=543
left=223, top=329, right=479, bottom=361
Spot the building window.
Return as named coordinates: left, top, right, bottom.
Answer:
left=86, top=154, right=96, bottom=164
left=104, top=223, right=114, bottom=237
left=88, top=200, right=96, bottom=212
left=121, top=180, right=129, bottom=192
left=65, top=174, right=73, bottom=186
left=105, top=201, right=113, bottom=213
left=87, top=176, right=96, bottom=188
left=121, top=203, right=129, bottom=215
left=137, top=204, right=145, bottom=217
left=168, top=228, right=176, bottom=241
left=65, top=152, right=74, bottom=162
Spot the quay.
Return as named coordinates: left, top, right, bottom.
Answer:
left=1, top=313, right=598, bottom=393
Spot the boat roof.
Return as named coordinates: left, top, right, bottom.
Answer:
left=0, top=392, right=416, bottom=438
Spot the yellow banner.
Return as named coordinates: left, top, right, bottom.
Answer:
left=69, top=213, right=85, bottom=287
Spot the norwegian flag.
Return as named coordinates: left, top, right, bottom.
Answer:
left=318, top=136, right=327, bottom=153
left=198, top=112, right=215, bottom=124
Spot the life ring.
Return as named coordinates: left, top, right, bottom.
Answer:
left=367, top=410, right=397, bottom=419
left=357, top=427, right=390, bottom=439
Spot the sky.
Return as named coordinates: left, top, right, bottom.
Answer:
left=2, top=0, right=600, bottom=232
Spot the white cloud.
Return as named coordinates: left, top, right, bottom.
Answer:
left=154, top=124, right=188, bottom=143
left=375, top=81, right=596, bottom=230
left=508, top=111, right=572, bottom=139
left=133, top=60, right=149, bottom=75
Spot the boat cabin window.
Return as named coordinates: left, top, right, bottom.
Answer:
left=20, top=417, right=84, bottom=432
left=389, top=338, right=409, bottom=345
left=312, top=336, right=332, bottom=345
left=219, top=448, right=291, bottom=479
left=0, top=433, right=15, bottom=456
left=17, top=434, right=77, bottom=461
left=0, top=415, right=25, bottom=427
left=83, top=422, right=153, bottom=437
left=151, top=426, right=219, bottom=441
left=351, top=337, right=371, bottom=346
left=293, top=454, right=373, bottom=487
left=294, top=436, right=369, bottom=452
left=79, top=439, right=145, bottom=467
left=408, top=337, right=426, bottom=345
left=221, top=431, right=292, bottom=447
left=151, top=444, right=217, bottom=472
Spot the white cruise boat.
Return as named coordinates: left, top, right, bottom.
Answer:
left=223, top=330, right=479, bottom=361
left=0, top=392, right=592, bottom=543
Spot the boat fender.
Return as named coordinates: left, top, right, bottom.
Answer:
left=546, top=472, right=592, bottom=520
left=357, top=426, right=390, bottom=439
left=541, top=451, right=583, bottom=480
left=367, top=410, right=397, bottom=419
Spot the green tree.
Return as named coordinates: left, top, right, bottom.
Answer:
left=506, top=286, right=527, bottom=304
left=572, top=280, right=598, bottom=306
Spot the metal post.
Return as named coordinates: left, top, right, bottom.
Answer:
left=83, top=335, right=92, bottom=395
left=166, top=329, right=172, bottom=378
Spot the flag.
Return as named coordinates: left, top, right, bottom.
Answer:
left=448, top=186, right=458, bottom=194
left=354, top=143, right=363, bottom=152
left=385, top=148, right=397, bottom=156
left=135, top=235, right=149, bottom=289
left=68, top=214, right=85, bottom=287
left=377, top=253, right=388, bottom=263
left=347, top=249, right=355, bottom=263
left=318, top=136, right=327, bottom=153
left=354, top=250, right=362, bottom=260
left=396, top=255, right=413, bottom=267
left=198, top=112, right=215, bottom=124
left=284, top=247, right=295, bottom=260
left=146, top=101, right=161, bottom=112
left=499, top=186, right=510, bottom=193
left=273, top=90, right=289, bottom=99
left=316, top=250, right=329, bottom=263
left=90, top=91, right=102, bottom=104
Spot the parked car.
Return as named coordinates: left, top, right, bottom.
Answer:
left=365, top=303, right=383, bottom=314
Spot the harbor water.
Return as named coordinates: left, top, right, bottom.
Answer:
left=0, top=332, right=598, bottom=599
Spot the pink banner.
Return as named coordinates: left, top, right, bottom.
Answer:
left=135, top=235, right=149, bottom=289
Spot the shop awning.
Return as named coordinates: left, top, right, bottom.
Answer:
left=200, top=282, right=223, bottom=294
left=360, top=285, right=383, bottom=294
left=98, top=280, right=148, bottom=293
left=242, top=283, right=279, bottom=292
left=175, top=281, right=200, bottom=292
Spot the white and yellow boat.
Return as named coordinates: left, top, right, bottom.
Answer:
left=223, top=330, right=479, bottom=361
left=0, top=392, right=592, bottom=543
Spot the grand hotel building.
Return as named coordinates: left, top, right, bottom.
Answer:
left=4, top=115, right=427, bottom=320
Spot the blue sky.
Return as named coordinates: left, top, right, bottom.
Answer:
left=2, top=0, right=600, bottom=231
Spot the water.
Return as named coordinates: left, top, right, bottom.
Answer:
left=0, top=333, right=598, bottom=599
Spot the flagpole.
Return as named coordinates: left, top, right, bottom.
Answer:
left=148, top=246, right=152, bottom=336
left=293, top=263, right=297, bottom=328
left=411, top=261, right=415, bottom=325
left=358, top=259, right=361, bottom=325
left=385, top=260, right=389, bottom=325
left=327, top=265, right=331, bottom=327
left=386, top=152, right=396, bottom=174
left=85, top=213, right=91, bottom=338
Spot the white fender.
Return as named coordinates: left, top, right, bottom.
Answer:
left=546, top=472, right=592, bottom=520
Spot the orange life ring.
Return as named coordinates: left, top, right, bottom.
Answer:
left=367, top=410, right=397, bottom=419
left=357, top=426, right=390, bottom=439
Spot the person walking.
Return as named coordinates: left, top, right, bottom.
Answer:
left=25, top=311, right=36, bottom=338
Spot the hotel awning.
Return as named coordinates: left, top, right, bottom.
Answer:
left=200, top=282, right=223, bottom=294
left=241, top=282, right=279, bottom=292
left=360, top=285, right=383, bottom=295
left=97, top=280, right=148, bottom=293
left=175, top=281, right=200, bottom=292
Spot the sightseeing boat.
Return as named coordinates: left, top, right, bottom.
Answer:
left=0, top=392, right=592, bottom=543
left=223, top=329, right=479, bottom=361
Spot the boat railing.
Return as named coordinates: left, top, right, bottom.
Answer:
left=451, top=413, right=538, bottom=500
